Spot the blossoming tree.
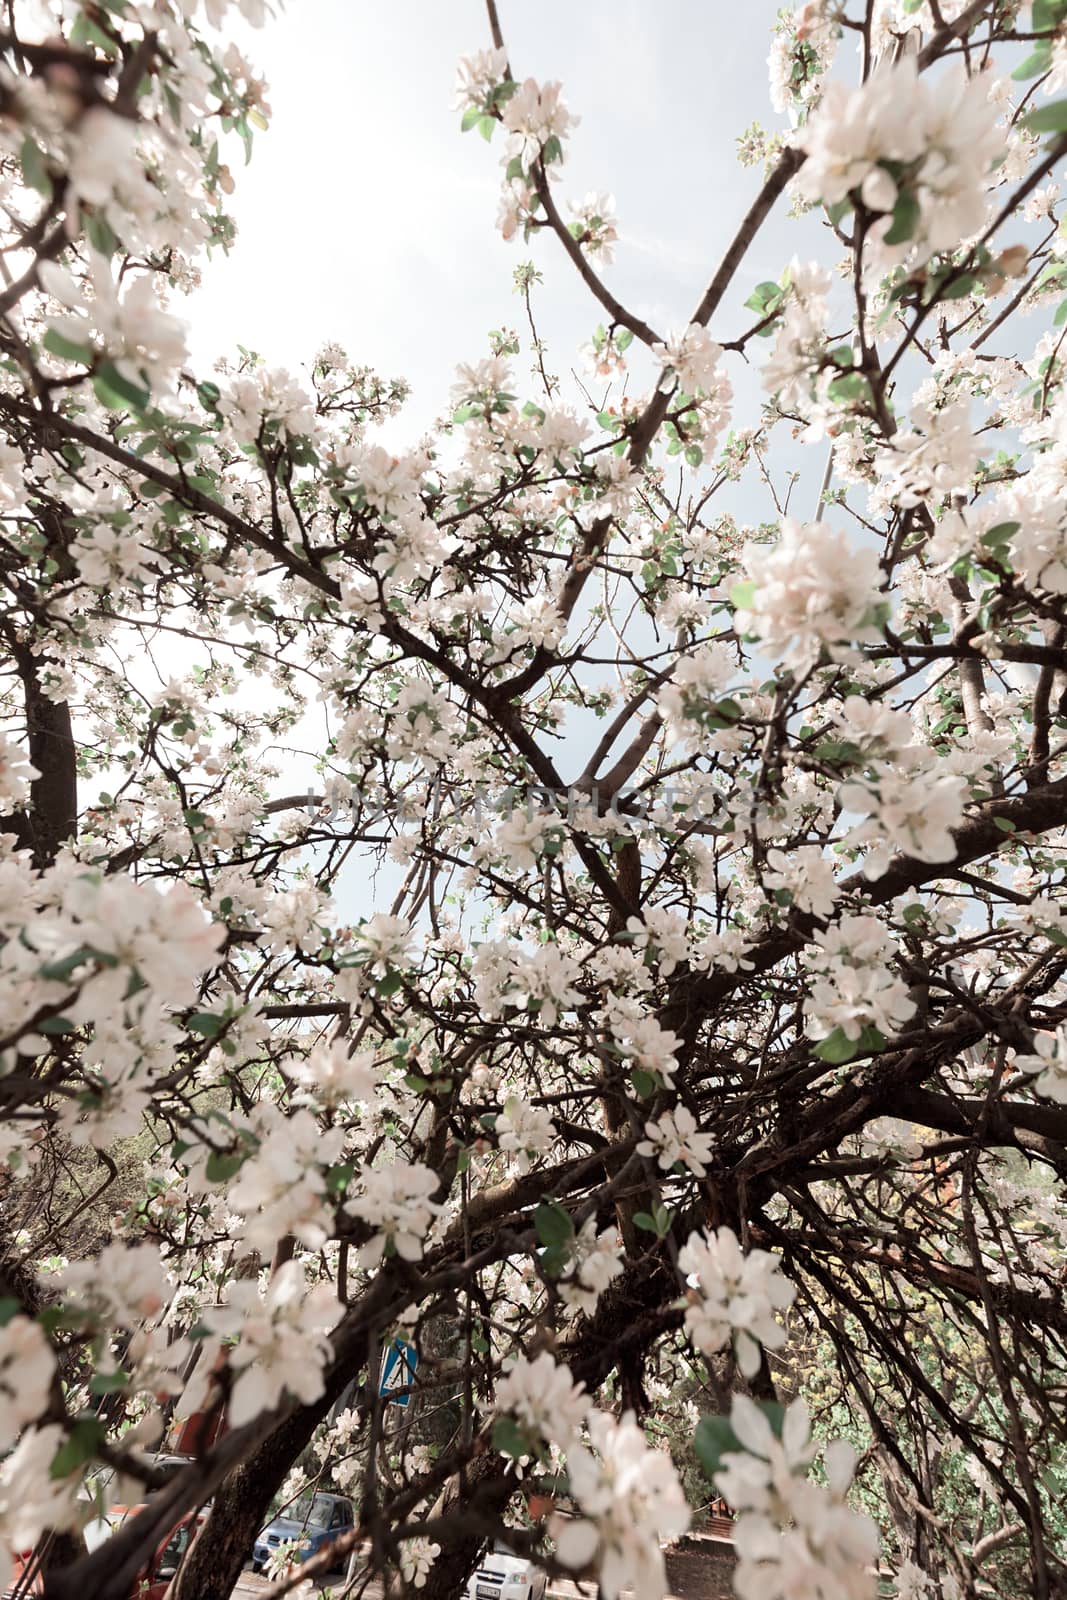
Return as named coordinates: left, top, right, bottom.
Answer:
left=2, top=2, right=1067, bottom=1599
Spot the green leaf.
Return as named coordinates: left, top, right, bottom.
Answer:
left=492, top=1416, right=529, bottom=1459
left=460, top=105, right=482, bottom=132
left=20, top=136, right=53, bottom=199
left=939, top=272, right=976, bottom=302
left=50, top=1418, right=105, bottom=1480
left=85, top=212, right=118, bottom=257
left=693, top=1415, right=742, bottom=1480
left=1024, top=99, right=1067, bottom=135
left=39, top=946, right=96, bottom=981
left=729, top=579, right=757, bottom=611
left=534, top=1201, right=574, bottom=1250
left=0, top=1298, right=21, bottom=1326
left=42, top=327, right=93, bottom=366
left=1034, top=0, right=1067, bottom=34
left=89, top=1370, right=129, bottom=1395
left=981, top=520, right=1019, bottom=550
left=828, top=370, right=869, bottom=402
left=326, top=1162, right=354, bottom=1197
left=634, top=1211, right=659, bottom=1233
left=814, top=1025, right=884, bottom=1064
left=630, top=1067, right=656, bottom=1099
left=883, top=188, right=920, bottom=246
left=478, top=114, right=495, bottom=142
left=616, top=328, right=634, bottom=352
left=93, top=362, right=150, bottom=413
left=39, top=1015, right=76, bottom=1035
left=205, top=1150, right=245, bottom=1183
left=187, top=1011, right=224, bottom=1037
left=744, top=280, right=784, bottom=316
left=813, top=739, right=861, bottom=765
left=993, top=815, right=1017, bottom=833
left=1013, top=46, right=1053, bottom=82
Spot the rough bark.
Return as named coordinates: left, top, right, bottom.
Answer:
left=0, top=625, right=77, bottom=865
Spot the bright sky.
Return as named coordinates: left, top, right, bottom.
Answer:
left=187, top=0, right=816, bottom=448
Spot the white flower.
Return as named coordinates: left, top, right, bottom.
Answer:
left=894, top=1559, right=934, bottom=1599
left=454, top=47, right=509, bottom=114
left=56, top=1240, right=170, bottom=1327
left=40, top=254, right=188, bottom=394
left=834, top=696, right=915, bottom=755
left=218, top=366, right=317, bottom=446
left=504, top=944, right=583, bottom=1028
left=840, top=765, right=967, bottom=879
left=761, top=258, right=832, bottom=408
left=657, top=642, right=737, bottom=747
left=0, top=1425, right=84, bottom=1576
left=194, top=1260, right=338, bottom=1428
left=568, top=191, right=618, bottom=264
left=0, top=1317, right=54, bottom=1450
left=737, top=518, right=884, bottom=672
left=491, top=809, right=556, bottom=873
left=559, top=1217, right=624, bottom=1315
left=606, top=1001, right=682, bottom=1088
left=763, top=846, right=839, bottom=920
left=399, top=1538, right=440, bottom=1588
left=496, top=1096, right=557, bottom=1174
left=495, top=1351, right=590, bottom=1456
left=803, top=915, right=917, bottom=1045
left=289, top=1040, right=379, bottom=1110
left=353, top=913, right=413, bottom=977
left=795, top=58, right=1004, bottom=269
left=678, top=1226, right=795, bottom=1378
left=227, top=1109, right=346, bottom=1252
left=1015, top=1027, right=1067, bottom=1104
left=553, top=1410, right=689, bottom=1600
left=501, top=79, right=578, bottom=169
left=0, top=735, right=39, bottom=807
left=638, top=1106, right=714, bottom=1177
left=874, top=401, right=979, bottom=509
left=349, top=1161, right=443, bottom=1268
left=715, top=1396, right=878, bottom=1600
left=651, top=324, right=725, bottom=396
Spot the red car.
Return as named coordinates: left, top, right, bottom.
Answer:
left=5, top=1511, right=204, bottom=1600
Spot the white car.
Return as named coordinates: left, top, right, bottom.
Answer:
left=465, top=1543, right=547, bottom=1600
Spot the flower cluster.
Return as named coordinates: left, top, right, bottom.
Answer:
left=736, top=519, right=884, bottom=672
left=715, top=1396, right=878, bottom=1600
left=796, top=57, right=1005, bottom=270
left=678, top=1226, right=796, bottom=1378
left=553, top=1410, right=690, bottom=1600
left=189, top=1261, right=339, bottom=1428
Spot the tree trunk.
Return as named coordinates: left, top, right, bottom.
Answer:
left=168, top=1386, right=340, bottom=1600
left=169, top=1313, right=374, bottom=1600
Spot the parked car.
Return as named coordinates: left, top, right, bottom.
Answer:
left=251, top=1491, right=354, bottom=1574
left=5, top=1512, right=202, bottom=1600
left=465, top=1542, right=548, bottom=1600
left=82, top=1452, right=198, bottom=1553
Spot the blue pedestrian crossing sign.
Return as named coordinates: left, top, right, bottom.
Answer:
left=379, top=1339, right=418, bottom=1406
